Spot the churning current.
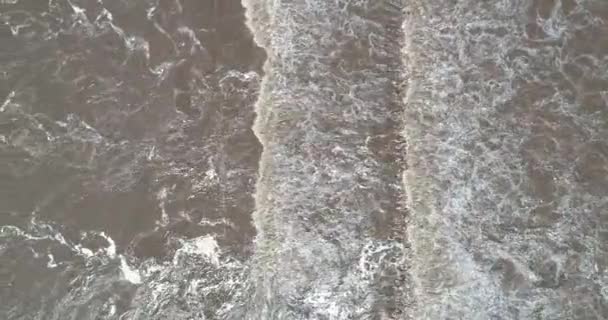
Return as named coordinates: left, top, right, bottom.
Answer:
left=1, top=0, right=607, bottom=319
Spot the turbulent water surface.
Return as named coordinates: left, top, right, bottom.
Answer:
left=1, top=0, right=607, bottom=319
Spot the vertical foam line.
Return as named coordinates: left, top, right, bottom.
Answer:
left=240, top=1, right=280, bottom=316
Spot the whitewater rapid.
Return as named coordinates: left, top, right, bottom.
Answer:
left=401, top=1, right=608, bottom=319
left=242, top=0, right=410, bottom=318
left=243, top=0, right=608, bottom=319
left=1, top=0, right=607, bottom=319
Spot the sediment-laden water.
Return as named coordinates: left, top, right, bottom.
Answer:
left=1, top=0, right=263, bottom=318
left=402, top=1, right=608, bottom=318
left=241, top=0, right=408, bottom=318
left=1, top=0, right=607, bottom=319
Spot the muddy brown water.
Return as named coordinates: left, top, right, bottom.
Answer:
left=1, top=0, right=607, bottom=319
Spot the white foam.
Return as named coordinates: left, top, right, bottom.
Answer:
left=47, top=253, right=58, bottom=268
left=0, top=91, right=15, bottom=112
left=108, top=303, right=116, bottom=316
left=75, top=244, right=94, bottom=258
left=100, top=232, right=116, bottom=258
left=147, top=145, right=156, bottom=161
left=192, top=236, right=220, bottom=265
left=197, top=217, right=234, bottom=228
left=204, top=167, right=217, bottom=181
left=173, top=235, right=220, bottom=266
left=120, top=256, right=142, bottom=284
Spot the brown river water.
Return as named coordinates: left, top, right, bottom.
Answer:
left=1, top=0, right=607, bottom=319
